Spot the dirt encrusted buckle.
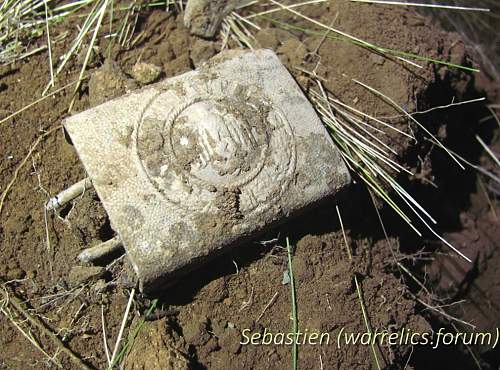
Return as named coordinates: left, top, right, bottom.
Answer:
left=63, top=49, right=350, bottom=292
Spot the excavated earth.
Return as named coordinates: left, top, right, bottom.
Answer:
left=0, top=1, right=498, bottom=369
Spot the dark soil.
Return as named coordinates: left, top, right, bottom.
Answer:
left=0, top=1, right=498, bottom=370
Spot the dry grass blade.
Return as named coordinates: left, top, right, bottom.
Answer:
left=109, top=287, right=135, bottom=369
left=256, top=291, right=279, bottom=322
left=485, top=106, right=500, bottom=128
left=311, top=80, right=416, bottom=226
left=450, top=322, right=484, bottom=370
left=324, top=94, right=413, bottom=138
left=41, top=0, right=101, bottom=94
left=268, top=0, right=385, bottom=51
left=222, top=14, right=255, bottom=50
left=101, top=305, right=111, bottom=367
left=476, top=135, right=500, bottom=167
left=113, top=298, right=158, bottom=368
left=416, top=297, right=476, bottom=329
left=44, top=0, right=55, bottom=89
left=441, top=145, right=500, bottom=185
left=379, top=97, right=486, bottom=119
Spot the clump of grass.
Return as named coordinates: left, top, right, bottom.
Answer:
left=309, top=76, right=475, bottom=261
left=0, top=0, right=93, bottom=65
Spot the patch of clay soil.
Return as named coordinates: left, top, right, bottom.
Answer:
left=0, top=1, right=498, bottom=370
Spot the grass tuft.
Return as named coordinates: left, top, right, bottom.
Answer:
left=0, top=0, right=93, bottom=65
left=308, top=76, right=474, bottom=262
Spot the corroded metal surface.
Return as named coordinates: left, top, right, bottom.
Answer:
left=64, top=50, right=350, bottom=292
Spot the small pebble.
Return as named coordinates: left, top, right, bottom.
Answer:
left=132, top=62, right=162, bottom=84
left=282, top=270, right=290, bottom=285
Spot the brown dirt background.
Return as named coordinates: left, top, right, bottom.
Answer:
left=0, top=1, right=498, bottom=369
